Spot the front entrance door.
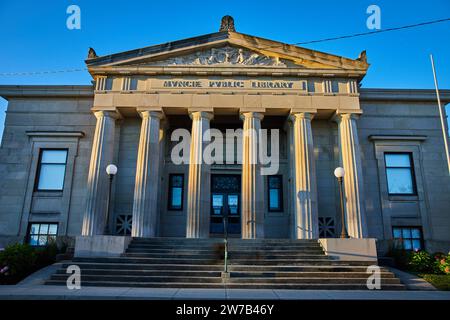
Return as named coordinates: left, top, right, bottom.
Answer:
left=210, top=175, right=241, bottom=236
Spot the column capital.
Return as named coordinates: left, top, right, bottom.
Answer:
left=239, top=111, right=264, bottom=121
left=289, top=111, right=315, bottom=122
left=138, top=110, right=164, bottom=120
left=189, top=111, right=214, bottom=121
left=332, top=111, right=362, bottom=123
left=93, top=110, right=121, bottom=120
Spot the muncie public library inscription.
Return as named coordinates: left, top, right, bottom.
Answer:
left=156, top=79, right=307, bottom=91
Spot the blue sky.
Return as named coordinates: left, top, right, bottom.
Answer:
left=0, top=0, right=449, bottom=139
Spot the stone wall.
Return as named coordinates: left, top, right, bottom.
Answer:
left=359, top=101, right=450, bottom=253
left=0, top=93, right=449, bottom=252
left=0, top=96, right=95, bottom=247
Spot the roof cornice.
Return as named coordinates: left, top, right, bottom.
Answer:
left=85, top=31, right=368, bottom=74
left=0, top=85, right=94, bottom=99
left=360, top=88, right=450, bottom=103
left=2, top=86, right=448, bottom=104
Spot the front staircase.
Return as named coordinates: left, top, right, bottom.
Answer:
left=46, top=238, right=405, bottom=290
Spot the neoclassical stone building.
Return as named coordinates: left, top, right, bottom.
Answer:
left=1, top=18, right=449, bottom=254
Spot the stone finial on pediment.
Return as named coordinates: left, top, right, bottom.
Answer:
left=219, top=15, right=236, bottom=32
left=88, top=47, right=98, bottom=59
left=357, top=50, right=367, bottom=63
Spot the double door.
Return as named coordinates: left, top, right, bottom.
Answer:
left=210, top=175, right=241, bottom=236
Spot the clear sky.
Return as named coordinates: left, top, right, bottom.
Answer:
left=0, top=0, right=449, bottom=140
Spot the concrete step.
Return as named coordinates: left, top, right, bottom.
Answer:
left=125, top=247, right=325, bottom=254
left=227, top=259, right=362, bottom=266
left=225, top=277, right=402, bottom=284
left=44, top=280, right=406, bottom=290
left=50, top=273, right=401, bottom=285
left=73, top=257, right=224, bottom=265
left=45, top=237, right=403, bottom=290
left=56, top=268, right=223, bottom=277
left=62, top=262, right=225, bottom=271
left=122, top=252, right=329, bottom=260
left=122, top=253, right=224, bottom=259
left=128, top=243, right=323, bottom=251
left=129, top=242, right=323, bottom=249
left=50, top=274, right=223, bottom=283
left=72, top=256, right=375, bottom=266
left=229, top=271, right=396, bottom=278
left=228, top=264, right=388, bottom=271
left=131, top=238, right=319, bottom=244
left=55, top=268, right=395, bottom=279
left=60, top=262, right=384, bottom=273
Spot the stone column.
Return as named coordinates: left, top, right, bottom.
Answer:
left=186, top=111, right=213, bottom=238
left=241, top=112, right=265, bottom=239
left=82, top=110, right=119, bottom=236
left=131, top=110, right=164, bottom=238
left=290, top=112, right=319, bottom=239
left=337, top=113, right=368, bottom=238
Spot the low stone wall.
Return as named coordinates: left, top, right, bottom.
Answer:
left=74, top=235, right=131, bottom=257
left=318, top=238, right=378, bottom=262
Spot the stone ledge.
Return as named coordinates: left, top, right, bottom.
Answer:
left=74, top=235, right=131, bottom=257
left=318, top=238, right=378, bottom=262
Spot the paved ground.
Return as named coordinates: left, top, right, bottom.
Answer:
left=1, top=285, right=450, bottom=300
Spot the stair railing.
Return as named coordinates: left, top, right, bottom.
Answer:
left=222, top=208, right=228, bottom=273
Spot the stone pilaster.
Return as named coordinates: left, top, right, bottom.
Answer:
left=131, top=111, right=164, bottom=238
left=241, top=112, right=265, bottom=239
left=186, top=111, right=213, bottom=238
left=290, top=112, right=319, bottom=239
left=337, top=113, right=368, bottom=238
left=82, top=110, right=119, bottom=236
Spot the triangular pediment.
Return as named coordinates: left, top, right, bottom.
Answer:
left=86, top=31, right=369, bottom=73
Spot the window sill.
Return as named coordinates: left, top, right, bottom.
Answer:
left=388, top=195, right=419, bottom=202
left=33, top=191, right=63, bottom=198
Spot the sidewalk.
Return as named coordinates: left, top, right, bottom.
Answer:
left=0, top=285, right=449, bottom=300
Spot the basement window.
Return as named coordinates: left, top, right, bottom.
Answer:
left=392, top=227, right=423, bottom=251
left=27, top=223, right=58, bottom=246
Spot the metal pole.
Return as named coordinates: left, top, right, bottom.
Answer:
left=338, top=177, right=348, bottom=238
left=104, top=174, right=113, bottom=235
left=222, top=207, right=228, bottom=273
left=430, top=54, right=450, bottom=175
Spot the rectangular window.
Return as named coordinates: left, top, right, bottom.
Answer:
left=385, top=153, right=416, bottom=195
left=392, top=227, right=423, bottom=251
left=268, top=175, right=283, bottom=212
left=36, top=149, right=68, bottom=191
left=28, top=223, right=58, bottom=246
left=168, top=174, right=184, bottom=210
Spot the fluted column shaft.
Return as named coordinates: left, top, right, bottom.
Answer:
left=291, top=112, right=319, bottom=239
left=131, top=111, right=163, bottom=238
left=186, top=111, right=213, bottom=238
left=241, top=112, right=265, bottom=239
left=82, top=111, right=118, bottom=236
left=337, top=113, right=368, bottom=238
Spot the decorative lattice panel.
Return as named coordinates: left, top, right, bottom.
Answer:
left=115, top=214, right=132, bottom=235
left=318, top=217, right=336, bottom=238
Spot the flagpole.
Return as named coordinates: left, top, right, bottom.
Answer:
left=430, top=54, right=450, bottom=176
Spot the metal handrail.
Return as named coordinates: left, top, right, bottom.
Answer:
left=222, top=208, right=228, bottom=273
